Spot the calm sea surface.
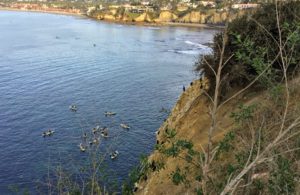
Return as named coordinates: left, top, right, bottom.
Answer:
left=0, top=10, right=217, bottom=193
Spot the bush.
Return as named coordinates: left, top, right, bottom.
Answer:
left=195, top=2, right=300, bottom=99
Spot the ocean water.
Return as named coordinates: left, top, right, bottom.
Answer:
left=0, top=11, right=217, bottom=193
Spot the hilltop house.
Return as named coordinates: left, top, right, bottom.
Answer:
left=141, top=1, right=150, bottom=6
left=199, top=1, right=216, bottom=8
left=232, top=3, right=259, bottom=9
left=160, top=3, right=172, bottom=11
left=176, top=3, right=189, bottom=12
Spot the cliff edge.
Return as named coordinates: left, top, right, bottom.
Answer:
left=135, top=79, right=260, bottom=195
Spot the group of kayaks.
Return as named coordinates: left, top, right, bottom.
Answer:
left=79, top=146, right=119, bottom=160
left=41, top=105, right=131, bottom=160
left=79, top=124, right=123, bottom=160
left=42, top=129, right=55, bottom=137
left=69, top=105, right=130, bottom=129
left=91, top=126, right=109, bottom=137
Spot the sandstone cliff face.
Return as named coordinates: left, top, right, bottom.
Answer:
left=135, top=79, right=254, bottom=194
left=155, top=11, right=178, bottom=22
left=122, top=14, right=131, bottom=22
left=103, top=14, right=115, bottom=20
left=110, top=9, right=117, bottom=16
left=134, top=13, right=153, bottom=22
left=178, top=10, right=231, bottom=24
left=134, top=80, right=229, bottom=195
left=178, top=11, right=201, bottom=23
left=135, top=74, right=300, bottom=194
left=96, top=14, right=103, bottom=20
left=89, top=9, right=247, bottom=25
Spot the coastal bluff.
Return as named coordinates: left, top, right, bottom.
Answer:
left=134, top=78, right=269, bottom=194
left=135, top=79, right=234, bottom=194
left=88, top=9, right=252, bottom=26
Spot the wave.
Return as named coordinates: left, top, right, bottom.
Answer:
left=185, top=40, right=210, bottom=48
left=184, top=40, right=213, bottom=54
left=168, top=47, right=212, bottom=55
left=175, top=50, right=200, bottom=55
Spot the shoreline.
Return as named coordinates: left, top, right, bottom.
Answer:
left=0, top=7, right=85, bottom=17
left=88, top=18, right=223, bottom=29
left=162, top=22, right=224, bottom=29
left=0, top=7, right=224, bottom=29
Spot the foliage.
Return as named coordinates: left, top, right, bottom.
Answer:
left=216, top=131, right=235, bottom=158
left=160, top=138, right=195, bottom=158
left=171, top=167, right=187, bottom=186
left=122, top=154, right=153, bottom=194
left=268, top=155, right=296, bottom=194
left=8, top=185, right=30, bottom=195
left=165, top=128, right=177, bottom=139
left=230, top=104, right=256, bottom=123
left=195, top=2, right=300, bottom=99
left=195, top=188, right=203, bottom=195
left=269, top=84, right=284, bottom=103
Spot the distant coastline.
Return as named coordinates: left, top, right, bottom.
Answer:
left=0, top=7, right=84, bottom=17
left=0, top=7, right=223, bottom=29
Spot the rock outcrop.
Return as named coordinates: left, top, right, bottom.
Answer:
left=178, top=11, right=202, bottom=23
left=178, top=10, right=233, bottom=24
left=103, top=14, right=115, bottom=20
left=88, top=9, right=251, bottom=26
left=134, top=12, right=153, bottom=22
left=154, top=11, right=178, bottom=22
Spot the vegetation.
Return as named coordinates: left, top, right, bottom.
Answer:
left=122, top=155, right=152, bottom=194
left=195, top=1, right=300, bottom=99
left=148, top=1, right=300, bottom=195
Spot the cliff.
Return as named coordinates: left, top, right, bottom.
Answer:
left=135, top=79, right=265, bottom=194
left=87, top=9, right=252, bottom=26
left=178, top=11, right=205, bottom=23
left=133, top=69, right=300, bottom=195
left=177, top=10, right=242, bottom=24
left=154, top=11, right=178, bottom=22
left=134, top=12, right=153, bottom=23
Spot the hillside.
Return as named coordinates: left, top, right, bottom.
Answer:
left=88, top=9, right=253, bottom=26
left=133, top=2, right=300, bottom=194
left=134, top=76, right=300, bottom=194
left=135, top=79, right=261, bottom=194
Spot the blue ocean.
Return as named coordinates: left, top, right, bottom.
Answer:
left=0, top=10, right=217, bottom=193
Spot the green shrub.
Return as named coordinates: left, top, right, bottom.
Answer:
left=171, top=168, right=187, bottom=185
left=195, top=2, right=300, bottom=99
left=165, top=129, right=177, bottom=139
left=268, top=155, right=296, bottom=194
left=230, top=104, right=256, bottom=123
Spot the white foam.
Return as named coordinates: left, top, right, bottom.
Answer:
left=176, top=50, right=200, bottom=55
left=185, top=40, right=209, bottom=48
left=168, top=47, right=212, bottom=55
